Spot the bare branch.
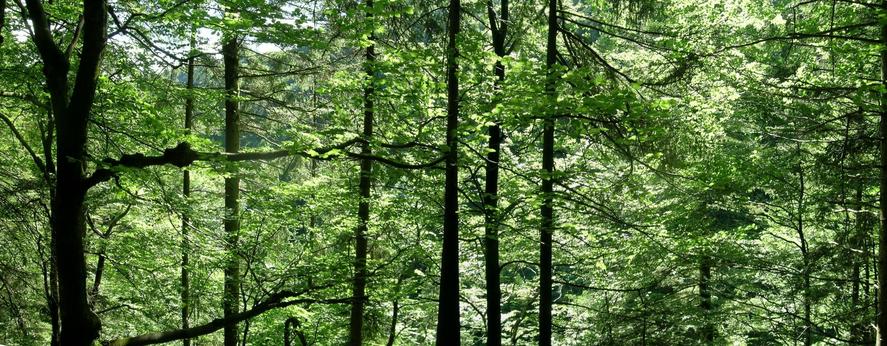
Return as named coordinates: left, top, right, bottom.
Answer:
left=103, top=288, right=349, bottom=346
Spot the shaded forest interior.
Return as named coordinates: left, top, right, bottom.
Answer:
left=2, top=0, right=887, bottom=344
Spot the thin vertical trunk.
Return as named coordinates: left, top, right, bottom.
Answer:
left=349, top=1, right=374, bottom=344
left=436, top=0, right=461, bottom=344
left=91, top=253, right=105, bottom=300
left=484, top=2, right=507, bottom=346
left=386, top=298, right=399, bottom=346
left=797, top=157, right=812, bottom=346
left=699, top=257, right=714, bottom=343
left=386, top=274, right=404, bottom=346
left=181, top=35, right=195, bottom=346
left=539, top=0, right=558, bottom=344
left=222, top=30, right=241, bottom=346
left=852, top=183, right=864, bottom=342
left=879, top=2, right=887, bottom=343
left=867, top=230, right=874, bottom=343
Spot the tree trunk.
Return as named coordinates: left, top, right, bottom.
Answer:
left=484, top=2, right=507, bottom=345
left=436, top=0, right=461, bottom=344
left=284, top=317, right=308, bottom=346
left=222, top=30, right=242, bottom=346
left=24, top=0, right=109, bottom=342
left=385, top=274, right=404, bottom=346
left=181, top=34, right=195, bottom=346
left=539, top=0, right=558, bottom=344
left=879, top=1, right=887, bottom=343
left=349, top=1, right=374, bottom=344
left=797, top=157, right=812, bottom=346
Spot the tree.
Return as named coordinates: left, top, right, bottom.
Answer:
left=436, top=0, right=461, bottom=343
left=349, top=0, right=376, bottom=344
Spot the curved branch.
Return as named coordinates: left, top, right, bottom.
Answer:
left=0, top=111, right=47, bottom=177
left=103, top=290, right=349, bottom=346
left=86, top=139, right=444, bottom=189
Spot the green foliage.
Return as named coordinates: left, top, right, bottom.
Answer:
left=0, top=0, right=882, bottom=344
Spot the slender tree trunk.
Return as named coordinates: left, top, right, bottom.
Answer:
left=867, top=229, right=874, bottom=343
left=797, top=158, right=812, bottom=346
left=539, top=0, right=558, bottom=344
left=181, top=35, right=196, bottom=346
left=879, top=1, right=887, bottom=342
left=91, top=252, right=106, bottom=300
left=349, top=1, right=375, bottom=344
left=436, top=0, right=461, bottom=344
left=222, top=30, right=242, bottom=346
left=484, top=2, right=507, bottom=345
left=699, top=256, right=713, bottom=343
left=385, top=274, right=404, bottom=346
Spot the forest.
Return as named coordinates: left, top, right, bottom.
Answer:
left=0, top=0, right=884, bottom=344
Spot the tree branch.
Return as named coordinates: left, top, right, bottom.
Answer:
left=0, top=110, right=48, bottom=177
left=68, top=0, right=108, bottom=118
left=103, top=289, right=349, bottom=346
left=85, top=139, right=445, bottom=189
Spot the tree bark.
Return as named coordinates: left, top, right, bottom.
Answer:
left=539, top=0, right=558, bottom=344
left=484, top=2, right=507, bottom=345
left=879, top=1, right=887, bottom=343
left=22, top=0, right=107, bottom=343
left=436, top=0, right=461, bottom=344
left=349, top=1, right=374, bottom=344
left=222, top=28, right=242, bottom=346
left=284, top=317, right=308, bottom=346
left=181, top=32, right=196, bottom=346
left=386, top=298, right=399, bottom=346
left=797, top=156, right=811, bottom=346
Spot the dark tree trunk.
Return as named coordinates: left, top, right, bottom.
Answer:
left=386, top=298, right=399, bottom=346
left=92, top=253, right=106, bottom=300
left=349, top=1, right=374, bottom=344
left=22, top=0, right=108, bottom=343
left=797, top=157, right=811, bottom=346
left=284, top=317, right=308, bottom=346
left=181, top=34, right=195, bottom=346
left=484, top=2, right=507, bottom=345
left=436, top=0, right=461, bottom=344
left=222, top=31, right=242, bottom=346
left=539, top=0, right=558, bottom=344
left=879, top=1, right=887, bottom=342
